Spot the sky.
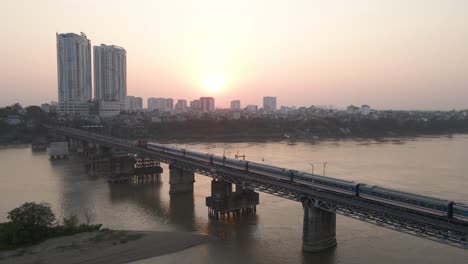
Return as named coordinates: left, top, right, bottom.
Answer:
left=1, top=0, right=468, bottom=110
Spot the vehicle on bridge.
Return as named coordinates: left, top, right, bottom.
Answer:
left=145, top=141, right=468, bottom=222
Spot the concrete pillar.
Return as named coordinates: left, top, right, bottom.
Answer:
left=96, top=144, right=103, bottom=155
left=95, top=144, right=111, bottom=156
left=169, top=165, right=194, bottom=194
left=206, top=180, right=259, bottom=217
left=212, top=180, right=232, bottom=199
left=302, top=200, right=337, bottom=253
left=68, top=138, right=77, bottom=152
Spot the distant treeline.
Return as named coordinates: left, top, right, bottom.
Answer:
left=106, top=117, right=468, bottom=141
left=0, top=103, right=49, bottom=145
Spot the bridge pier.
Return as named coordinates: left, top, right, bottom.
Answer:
left=68, top=138, right=84, bottom=154
left=302, top=200, right=337, bottom=253
left=169, top=165, right=194, bottom=194
left=206, top=179, right=259, bottom=219
left=95, top=144, right=111, bottom=156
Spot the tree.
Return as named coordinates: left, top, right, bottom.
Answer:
left=1, top=202, right=56, bottom=246
left=25, top=105, right=46, bottom=122
left=8, top=202, right=55, bottom=229
left=11, top=103, right=23, bottom=113
left=0, top=103, right=22, bottom=117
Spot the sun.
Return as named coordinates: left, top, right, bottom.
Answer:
left=202, top=73, right=225, bottom=93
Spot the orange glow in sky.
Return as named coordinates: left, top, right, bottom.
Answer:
left=1, top=0, right=468, bottom=109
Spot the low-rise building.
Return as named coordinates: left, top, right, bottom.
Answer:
left=98, top=101, right=122, bottom=118
left=347, top=105, right=360, bottom=114
left=361, top=105, right=371, bottom=115
left=233, top=111, right=241, bottom=120
left=6, top=115, right=22, bottom=126
left=246, top=105, right=258, bottom=112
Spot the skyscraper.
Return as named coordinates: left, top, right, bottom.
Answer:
left=263, top=96, right=277, bottom=112
left=94, top=44, right=126, bottom=109
left=56, top=32, right=92, bottom=115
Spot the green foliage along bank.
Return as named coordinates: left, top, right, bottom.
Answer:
left=0, top=202, right=101, bottom=250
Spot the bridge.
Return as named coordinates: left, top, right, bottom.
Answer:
left=46, top=125, right=468, bottom=252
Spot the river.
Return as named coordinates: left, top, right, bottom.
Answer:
left=1, top=135, right=468, bottom=263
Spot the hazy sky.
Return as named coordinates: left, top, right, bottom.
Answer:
left=1, top=0, right=468, bottom=109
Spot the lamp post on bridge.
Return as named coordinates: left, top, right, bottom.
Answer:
left=309, top=163, right=314, bottom=174
left=323, top=162, right=328, bottom=176
left=235, top=150, right=246, bottom=160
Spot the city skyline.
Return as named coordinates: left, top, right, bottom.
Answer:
left=2, top=1, right=468, bottom=110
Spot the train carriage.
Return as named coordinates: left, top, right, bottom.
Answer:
left=293, top=172, right=358, bottom=195
left=185, top=149, right=212, bottom=163
left=453, top=203, right=468, bottom=221
left=147, top=142, right=164, bottom=151
left=248, top=162, right=291, bottom=181
left=220, top=157, right=247, bottom=170
left=358, top=185, right=451, bottom=217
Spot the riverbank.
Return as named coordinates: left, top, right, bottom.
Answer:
left=105, top=117, right=468, bottom=142
left=0, top=126, right=48, bottom=146
left=0, top=230, right=214, bottom=264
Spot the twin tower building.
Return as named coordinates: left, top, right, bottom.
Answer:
left=56, top=32, right=126, bottom=117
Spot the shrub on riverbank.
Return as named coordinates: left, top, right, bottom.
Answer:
left=0, top=202, right=101, bottom=250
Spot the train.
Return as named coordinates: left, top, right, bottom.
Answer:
left=137, top=141, right=468, bottom=222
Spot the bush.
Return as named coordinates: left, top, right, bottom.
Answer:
left=63, top=215, right=79, bottom=230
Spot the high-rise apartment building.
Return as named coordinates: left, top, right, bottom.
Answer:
left=175, top=99, right=188, bottom=112
left=263, top=96, right=277, bottom=112
left=230, top=100, right=241, bottom=110
left=147, top=98, right=173, bottom=112
left=165, top=98, right=174, bottom=112
left=135, top=97, right=143, bottom=111
left=56, top=32, right=92, bottom=116
left=147, top=97, right=165, bottom=111
left=200, top=97, right=215, bottom=112
left=126, top=96, right=143, bottom=111
left=190, top=100, right=201, bottom=111
left=94, top=44, right=126, bottom=110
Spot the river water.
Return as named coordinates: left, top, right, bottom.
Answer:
left=1, top=135, right=468, bottom=263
